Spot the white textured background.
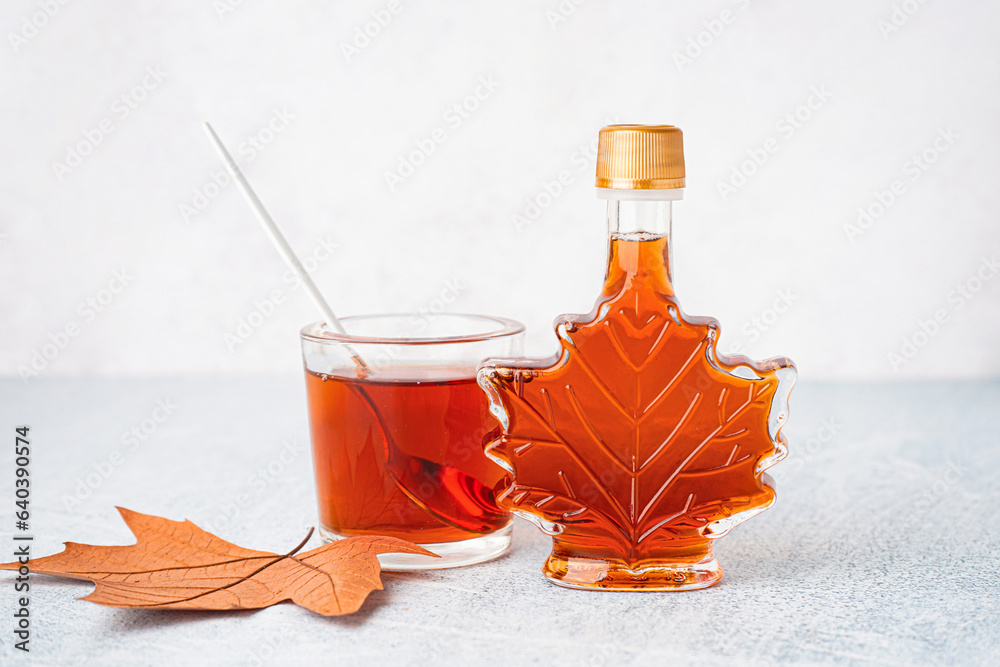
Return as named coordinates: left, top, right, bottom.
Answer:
left=2, top=0, right=998, bottom=380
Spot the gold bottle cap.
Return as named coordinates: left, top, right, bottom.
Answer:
left=595, top=124, right=685, bottom=190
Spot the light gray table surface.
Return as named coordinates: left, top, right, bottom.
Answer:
left=0, top=377, right=997, bottom=666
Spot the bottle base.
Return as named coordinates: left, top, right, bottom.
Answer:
left=542, top=550, right=723, bottom=591
left=318, top=523, right=513, bottom=571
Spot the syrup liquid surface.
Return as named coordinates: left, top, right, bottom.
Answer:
left=305, top=366, right=510, bottom=544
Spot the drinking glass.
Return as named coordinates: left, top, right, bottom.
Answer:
left=300, top=313, right=524, bottom=569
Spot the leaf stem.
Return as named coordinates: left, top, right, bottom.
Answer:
left=287, top=527, right=315, bottom=557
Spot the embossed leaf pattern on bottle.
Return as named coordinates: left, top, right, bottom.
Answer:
left=479, top=236, right=794, bottom=565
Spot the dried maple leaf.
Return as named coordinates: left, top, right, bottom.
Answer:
left=0, top=507, right=436, bottom=615
left=478, top=241, right=795, bottom=584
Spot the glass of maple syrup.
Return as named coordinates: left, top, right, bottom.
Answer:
left=300, top=313, right=524, bottom=569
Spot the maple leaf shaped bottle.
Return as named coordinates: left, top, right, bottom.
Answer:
left=478, top=125, right=796, bottom=590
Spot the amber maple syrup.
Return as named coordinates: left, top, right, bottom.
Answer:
left=478, top=125, right=795, bottom=590
left=306, top=367, right=510, bottom=545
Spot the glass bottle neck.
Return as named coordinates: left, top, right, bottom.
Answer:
left=606, top=198, right=673, bottom=237
left=603, top=198, right=675, bottom=298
